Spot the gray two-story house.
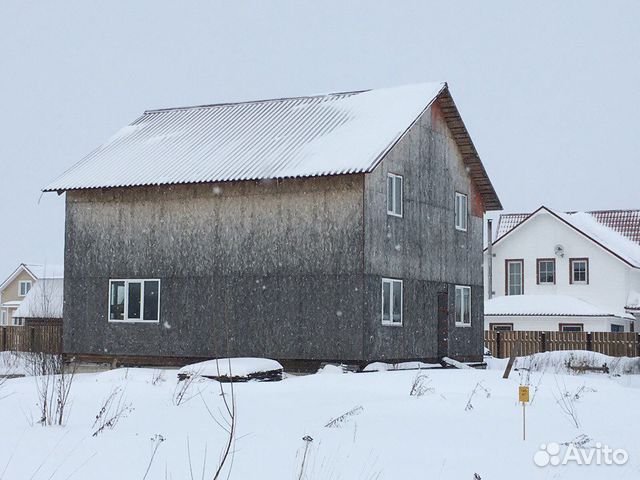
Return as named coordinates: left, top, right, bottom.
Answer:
left=44, top=82, right=501, bottom=367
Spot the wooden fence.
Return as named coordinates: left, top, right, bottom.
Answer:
left=0, top=325, right=63, bottom=354
left=485, top=330, right=640, bottom=359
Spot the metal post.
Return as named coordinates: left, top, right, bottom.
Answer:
left=522, top=402, right=526, bottom=441
left=487, top=219, right=494, bottom=300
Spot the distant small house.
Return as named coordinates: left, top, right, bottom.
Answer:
left=44, top=82, right=502, bottom=366
left=0, top=264, right=63, bottom=327
left=12, top=278, right=64, bottom=326
left=485, top=207, right=640, bottom=332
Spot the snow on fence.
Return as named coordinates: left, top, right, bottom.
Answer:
left=0, top=325, right=62, bottom=354
left=485, top=330, right=640, bottom=359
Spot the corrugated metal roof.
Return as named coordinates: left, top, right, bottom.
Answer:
left=497, top=209, right=640, bottom=245
left=42, top=82, right=502, bottom=209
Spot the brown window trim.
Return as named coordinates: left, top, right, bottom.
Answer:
left=559, top=322, right=584, bottom=332
left=489, top=322, right=513, bottom=331
left=505, top=259, right=524, bottom=295
left=569, top=257, right=589, bottom=285
left=536, top=258, right=556, bottom=285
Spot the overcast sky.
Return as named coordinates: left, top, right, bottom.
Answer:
left=1, top=0, right=639, bottom=280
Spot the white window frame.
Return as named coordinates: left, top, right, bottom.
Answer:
left=455, top=192, right=468, bottom=231
left=455, top=285, right=471, bottom=327
left=387, top=173, right=403, bottom=218
left=0, top=310, right=6, bottom=326
left=108, top=279, right=161, bottom=324
left=18, top=280, right=32, bottom=297
left=381, top=278, right=403, bottom=326
left=12, top=316, right=24, bottom=327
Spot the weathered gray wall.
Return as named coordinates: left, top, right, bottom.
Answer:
left=63, top=175, right=365, bottom=360
left=363, top=101, right=485, bottom=361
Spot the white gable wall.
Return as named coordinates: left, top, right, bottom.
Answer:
left=486, top=210, right=635, bottom=315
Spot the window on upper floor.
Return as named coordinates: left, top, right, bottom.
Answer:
left=387, top=173, right=403, bottom=217
left=382, top=278, right=403, bottom=325
left=109, top=279, right=160, bottom=323
left=455, top=285, right=471, bottom=326
left=537, top=259, right=556, bottom=285
left=455, top=192, right=468, bottom=231
left=18, top=280, right=32, bottom=297
left=570, top=258, right=589, bottom=285
left=505, top=259, right=524, bottom=295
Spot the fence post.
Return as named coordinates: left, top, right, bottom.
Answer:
left=29, top=327, right=35, bottom=352
left=496, top=331, right=502, bottom=359
left=586, top=332, right=593, bottom=352
left=540, top=331, right=546, bottom=353
left=1, top=327, right=5, bottom=350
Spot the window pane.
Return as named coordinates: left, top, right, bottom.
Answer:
left=507, top=262, right=522, bottom=295
left=143, top=281, right=159, bottom=321
left=110, top=281, right=125, bottom=320
left=387, top=176, right=394, bottom=213
left=392, top=281, right=402, bottom=323
left=463, top=288, right=471, bottom=323
left=394, top=177, right=402, bottom=216
left=382, top=281, right=390, bottom=322
left=461, top=195, right=467, bottom=230
left=127, top=282, right=142, bottom=319
left=455, top=288, right=462, bottom=323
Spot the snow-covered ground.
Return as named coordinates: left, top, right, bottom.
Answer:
left=0, top=352, right=639, bottom=479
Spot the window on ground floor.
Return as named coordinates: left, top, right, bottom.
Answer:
left=490, top=323, right=513, bottom=331
left=611, top=324, right=624, bottom=333
left=12, top=316, right=24, bottom=326
left=0, top=310, right=6, bottom=326
left=109, top=279, right=160, bottom=322
left=455, top=285, right=471, bottom=326
left=382, top=278, right=403, bottom=325
left=560, top=323, right=583, bottom=332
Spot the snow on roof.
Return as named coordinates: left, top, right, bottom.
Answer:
left=494, top=207, right=640, bottom=268
left=626, top=291, right=640, bottom=310
left=23, top=264, right=64, bottom=280
left=0, top=263, right=63, bottom=292
left=1, top=301, right=22, bottom=308
left=12, top=278, right=63, bottom=319
left=485, top=295, right=634, bottom=319
left=497, top=209, right=640, bottom=245
left=42, top=83, right=501, bottom=209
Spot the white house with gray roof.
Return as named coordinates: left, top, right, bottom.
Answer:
left=485, top=207, right=640, bottom=332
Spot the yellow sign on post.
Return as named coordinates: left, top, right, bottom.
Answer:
left=519, top=386, right=530, bottom=403
left=519, top=386, right=530, bottom=441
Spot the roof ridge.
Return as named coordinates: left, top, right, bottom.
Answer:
left=143, top=89, right=368, bottom=114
